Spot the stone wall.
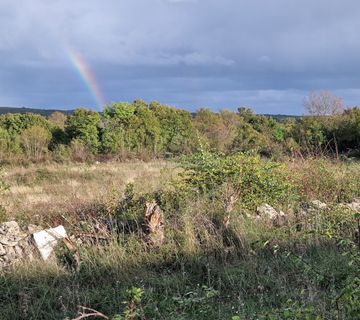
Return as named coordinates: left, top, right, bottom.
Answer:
left=0, top=221, right=35, bottom=268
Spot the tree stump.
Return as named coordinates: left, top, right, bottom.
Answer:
left=143, top=201, right=164, bottom=246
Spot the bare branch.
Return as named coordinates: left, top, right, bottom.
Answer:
left=71, top=306, right=110, bottom=320
left=304, top=90, right=344, bottom=116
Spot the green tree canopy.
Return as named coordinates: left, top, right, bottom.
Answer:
left=65, top=108, right=101, bottom=153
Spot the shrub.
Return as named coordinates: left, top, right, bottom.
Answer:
left=20, top=125, right=51, bottom=160
left=65, top=108, right=101, bottom=153
left=69, top=139, right=93, bottom=162
left=0, top=128, right=22, bottom=161
left=291, top=159, right=360, bottom=203
left=177, top=150, right=298, bottom=210
left=101, top=124, right=127, bottom=155
left=51, top=144, right=71, bottom=163
left=0, top=113, right=50, bottom=133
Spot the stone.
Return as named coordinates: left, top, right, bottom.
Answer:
left=0, top=237, right=10, bottom=246
left=0, top=221, right=32, bottom=268
left=0, top=221, right=21, bottom=234
left=32, top=225, right=67, bottom=260
left=0, top=238, right=18, bottom=246
left=6, top=246, right=16, bottom=259
left=0, top=221, right=27, bottom=244
left=346, top=198, right=360, bottom=212
left=257, top=204, right=281, bottom=220
left=14, top=245, right=23, bottom=256
left=0, top=243, right=5, bottom=256
left=0, top=221, right=70, bottom=268
left=310, top=200, right=328, bottom=210
left=256, top=204, right=286, bottom=226
left=27, top=224, right=43, bottom=234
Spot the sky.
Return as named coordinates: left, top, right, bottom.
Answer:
left=1, top=0, right=360, bottom=114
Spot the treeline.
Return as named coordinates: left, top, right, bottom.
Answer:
left=0, top=99, right=359, bottom=163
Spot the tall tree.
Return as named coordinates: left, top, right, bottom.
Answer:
left=65, top=108, right=101, bottom=153
left=304, top=91, right=344, bottom=116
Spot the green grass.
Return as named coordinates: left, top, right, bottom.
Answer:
left=0, top=157, right=359, bottom=320
left=0, top=239, right=354, bottom=319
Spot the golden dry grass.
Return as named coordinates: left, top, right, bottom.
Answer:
left=1, top=161, right=175, bottom=225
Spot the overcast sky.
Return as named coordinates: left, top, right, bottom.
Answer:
left=1, top=0, right=360, bottom=114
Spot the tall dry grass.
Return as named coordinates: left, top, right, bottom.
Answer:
left=0, top=161, right=176, bottom=226
left=0, top=158, right=359, bottom=319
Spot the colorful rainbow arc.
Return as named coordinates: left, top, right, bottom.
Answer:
left=66, top=46, right=106, bottom=110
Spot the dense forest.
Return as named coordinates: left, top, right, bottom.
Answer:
left=0, top=96, right=359, bottom=163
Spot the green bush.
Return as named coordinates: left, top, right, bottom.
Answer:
left=65, top=108, right=101, bottom=153
left=51, top=144, right=71, bottom=162
left=177, top=150, right=298, bottom=210
left=20, top=125, right=51, bottom=159
left=0, top=128, right=22, bottom=161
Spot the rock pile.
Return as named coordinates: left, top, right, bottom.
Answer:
left=0, top=221, right=69, bottom=269
left=0, top=221, right=34, bottom=268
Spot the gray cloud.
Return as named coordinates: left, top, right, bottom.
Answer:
left=1, top=0, right=360, bottom=114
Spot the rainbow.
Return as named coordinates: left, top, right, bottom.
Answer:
left=65, top=46, right=106, bottom=110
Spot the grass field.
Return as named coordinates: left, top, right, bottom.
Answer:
left=0, top=158, right=359, bottom=319
left=1, top=161, right=176, bottom=227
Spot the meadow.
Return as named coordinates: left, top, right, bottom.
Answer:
left=0, top=98, right=359, bottom=319
left=0, top=155, right=359, bottom=320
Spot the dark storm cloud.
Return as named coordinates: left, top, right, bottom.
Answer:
left=1, top=0, right=360, bottom=114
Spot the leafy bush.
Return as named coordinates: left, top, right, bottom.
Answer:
left=65, top=108, right=101, bottom=153
left=177, top=150, right=298, bottom=210
left=21, top=125, right=51, bottom=159
left=0, top=128, right=22, bottom=161
left=51, top=144, right=71, bottom=162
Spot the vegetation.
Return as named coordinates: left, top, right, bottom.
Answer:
left=0, top=106, right=74, bottom=117
left=0, top=92, right=359, bottom=319
left=0, top=92, right=359, bottom=163
left=0, top=153, right=359, bottom=319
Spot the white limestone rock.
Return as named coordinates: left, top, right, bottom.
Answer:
left=33, top=225, right=67, bottom=261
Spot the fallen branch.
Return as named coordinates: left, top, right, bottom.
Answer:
left=72, top=306, right=109, bottom=320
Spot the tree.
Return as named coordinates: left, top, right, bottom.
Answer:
left=333, top=107, right=360, bottom=152
left=129, top=101, right=161, bottom=155
left=0, top=113, right=50, bottom=134
left=304, top=90, right=344, bottom=116
left=237, top=106, right=255, bottom=121
left=21, top=126, right=51, bottom=159
left=0, top=128, right=21, bottom=161
left=65, top=108, right=101, bottom=153
left=150, top=101, right=195, bottom=155
left=48, top=112, right=68, bottom=149
left=48, top=112, right=67, bottom=129
left=101, top=102, right=136, bottom=155
left=193, top=108, right=226, bottom=151
left=103, top=102, right=135, bottom=123
left=101, top=124, right=126, bottom=155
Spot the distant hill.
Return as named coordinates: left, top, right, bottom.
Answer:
left=0, top=106, right=301, bottom=120
left=262, top=114, right=302, bottom=120
left=190, top=112, right=301, bottom=120
left=0, top=106, right=74, bottom=117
